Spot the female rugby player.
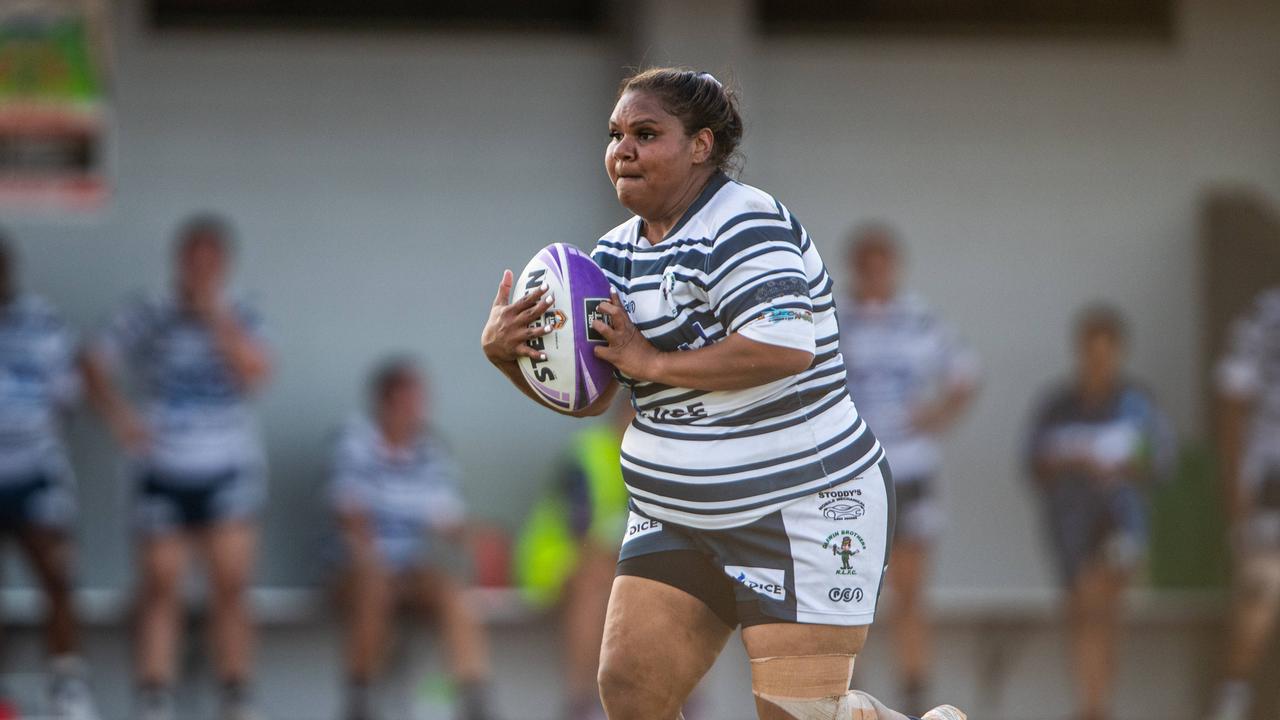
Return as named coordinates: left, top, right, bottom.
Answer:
left=483, top=68, right=964, bottom=720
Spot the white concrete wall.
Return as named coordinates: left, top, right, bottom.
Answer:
left=2, top=0, right=1279, bottom=716
left=749, top=0, right=1280, bottom=592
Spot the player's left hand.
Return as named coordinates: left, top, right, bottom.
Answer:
left=593, top=288, right=662, bottom=382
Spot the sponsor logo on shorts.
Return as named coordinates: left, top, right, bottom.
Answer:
left=819, top=497, right=865, bottom=521
left=622, top=516, right=662, bottom=544
left=584, top=299, right=610, bottom=342
left=724, top=565, right=786, bottom=601
left=822, top=530, right=866, bottom=576
left=827, top=587, right=865, bottom=603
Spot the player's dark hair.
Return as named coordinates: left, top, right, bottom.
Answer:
left=175, top=213, right=236, bottom=258
left=1075, top=303, right=1128, bottom=344
left=0, top=228, right=13, bottom=303
left=619, top=67, right=744, bottom=174
left=847, top=221, right=902, bottom=261
left=369, top=356, right=423, bottom=408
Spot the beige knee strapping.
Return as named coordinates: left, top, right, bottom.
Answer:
left=750, top=654, right=872, bottom=719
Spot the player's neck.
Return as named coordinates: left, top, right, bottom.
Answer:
left=641, top=169, right=716, bottom=244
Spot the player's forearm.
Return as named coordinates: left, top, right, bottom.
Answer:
left=207, top=310, right=272, bottom=392
left=642, top=334, right=813, bottom=392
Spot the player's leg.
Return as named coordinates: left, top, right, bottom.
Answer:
left=16, top=522, right=100, bottom=720
left=564, top=545, right=617, bottom=720
left=199, top=520, right=259, bottom=707
left=886, top=539, right=930, bottom=712
left=1212, top=551, right=1280, bottom=719
left=135, top=529, right=189, bottom=711
left=338, top=549, right=395, bottom=720
left=413, top=566, right=496, bottom=720
left=1066, top=561, right=1128, bottom=720
left=596, top=574, right=733, bottom=720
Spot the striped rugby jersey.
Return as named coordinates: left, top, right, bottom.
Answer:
left=95, top=293, right=268, bottom=479
left=837, top=293, right=980, bottom=481
left=592, top=172, right=882, bottom=530
left=1217, top=287, right=1280, bottom=489
left=0, top=294, right=80, bottom=482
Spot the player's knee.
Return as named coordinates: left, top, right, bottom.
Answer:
left=750, top=653, right=871, bottom=718
left=596, top=653, right=676, bottom=715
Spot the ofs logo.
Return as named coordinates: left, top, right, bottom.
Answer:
left=828, top=587, right=864, bottom=603
left=820, top=498, right=865, bottom=521
left=584, top=299, right=611, bottom=342
left=724, top=565, right=786, bottom=601
left=621, top=514, right=662, bottom=545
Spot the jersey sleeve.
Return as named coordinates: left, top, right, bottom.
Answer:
left=329, top=430, right=373, bottom=515
left=704, top=225, right=816, bottom=354
left=93, top=295, right=153, bottom=370
left=422, top=440, right=468, bottom=528
left=938, top=322, right=982, bottom=389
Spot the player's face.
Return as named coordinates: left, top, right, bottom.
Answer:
left=606, top=91, right=702, bottom=219
left=1077, top=330, right=1123, bottom=388
left=852, top=241, right=898, bottom=300
left=177, top=235, right=228, bottom=296
left=383, top=376, right=426, bottom=433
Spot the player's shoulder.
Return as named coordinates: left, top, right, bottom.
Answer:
left=698, top=177, right=786, bottom=238
left=1034, top=379, right=1078, bottom=419
left=5, top=293, right=67, bottom=330
left=334, top=414, right=378, bottom=456
left=1250, top=286, right=1280, bottom=323
left=891, top=293, right=942, bottom=329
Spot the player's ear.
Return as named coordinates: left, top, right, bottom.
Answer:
left=691, top=128, right=714, bottom=165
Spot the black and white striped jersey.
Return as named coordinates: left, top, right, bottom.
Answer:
left=593, top=172, right=882, bottom=529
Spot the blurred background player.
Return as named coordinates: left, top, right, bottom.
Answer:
left=1210, top=287, right=1280, bottom=720
left=837, top=223, right=979, bottom=712
left=0, top=232, right=100, bottom=720
left=1025, top=305, right=1175, bottom=720
left=515, top=399, right=633, bottom=720
left=330, top=358, right=498, bottom=720
left=82, top=215, right=273, bottom=720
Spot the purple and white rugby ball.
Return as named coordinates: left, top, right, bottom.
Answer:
left=512, top=243, right=615, bottom=412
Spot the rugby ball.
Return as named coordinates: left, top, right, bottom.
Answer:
left=512, top=243, right=615, bottom=412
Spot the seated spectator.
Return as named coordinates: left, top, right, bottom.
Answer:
left=1025, top=304, right=1175, bottom=720
left=331, top=358, right=497, bottom=720
left=0, top=230, right=100, bottom=720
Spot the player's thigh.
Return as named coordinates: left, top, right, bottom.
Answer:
left=742, top=623, right=870, bottom=720
left=138, top=532, right=190, bottom=597
left=15, top=525, right=74, bottom=591
left=597, top=575, right=732, bottom=712
left=199, top=520, right=259, bottom=596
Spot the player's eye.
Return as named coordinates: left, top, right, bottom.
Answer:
left=638, top=131, right=656, bottom=141
left=608, top=130, right=623, bottom=141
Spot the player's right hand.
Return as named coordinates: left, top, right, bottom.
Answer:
left=481, top=269, right=556, bottom=365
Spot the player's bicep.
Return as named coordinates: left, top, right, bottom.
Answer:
left=706, top=227, right=815, bottom=354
